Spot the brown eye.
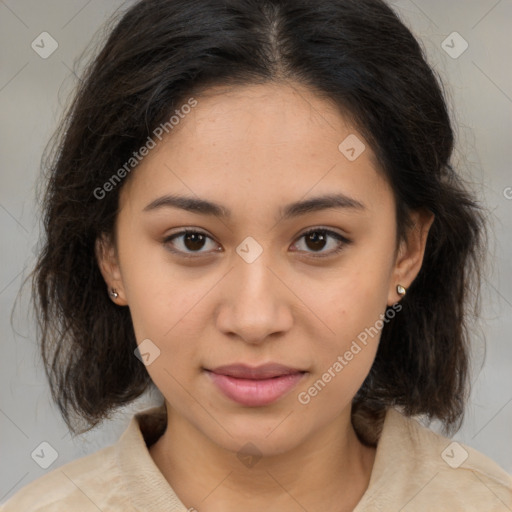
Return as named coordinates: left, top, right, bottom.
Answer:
left=163, top=227, right=351, bottom=260
left=163, top=229, right=220, bottom=257
left=181, top=232, right=207, bottom=251
left=292, top=228, right=351, bottom=258
left=304, top=231, right=328, bottom=251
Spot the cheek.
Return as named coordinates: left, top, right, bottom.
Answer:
left=297, top=238, right=395, bottom=391
left=115, top=225, right=189, bottom=337
left=309, top=263, right=392, bottom=350
left=296, top=296, right=384, bottom=412
left=117, top=237, right=213, bottom=376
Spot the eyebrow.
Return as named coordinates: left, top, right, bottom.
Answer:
left=143, top=192, right=366, bottom=221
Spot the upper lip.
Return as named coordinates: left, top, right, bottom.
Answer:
left=206, top=363, right=305, bottom=379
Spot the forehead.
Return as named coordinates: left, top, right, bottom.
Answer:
left=177, top=82, right=359, bottom=149
left=121, top=82, right=393, bottom=218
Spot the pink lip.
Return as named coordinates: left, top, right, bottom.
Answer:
left=206, top=371, right=306, bottom=406
left=208, top=363, right=304, bottom=379
left=205, top=364, right=307, bottom=406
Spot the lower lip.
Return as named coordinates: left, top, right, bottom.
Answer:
left=205, top=370, right=306, bottom=407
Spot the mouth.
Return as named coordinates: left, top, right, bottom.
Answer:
left=206, top=363, right=306, bottom=379
left=204, top=363, right=307, bottom=406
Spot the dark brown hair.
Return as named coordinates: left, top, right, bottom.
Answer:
left=30, top=0, right=488, bottom=436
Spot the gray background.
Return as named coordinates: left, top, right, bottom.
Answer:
left=1, top=0, right=511, bottom=503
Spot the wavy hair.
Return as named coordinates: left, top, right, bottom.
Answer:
left=30, top=0, right=488, bottom=436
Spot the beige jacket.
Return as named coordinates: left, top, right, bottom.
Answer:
left=2, top=405, right=511, bottom=511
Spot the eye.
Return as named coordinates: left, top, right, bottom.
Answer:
left=291, top=228, right=351, bottom=258
left=163, top=227, right=351, bottom=259
left=163, top=229, right=219, bottom=258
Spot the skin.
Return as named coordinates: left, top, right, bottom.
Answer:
left=96, top=81, right=434, bottom=512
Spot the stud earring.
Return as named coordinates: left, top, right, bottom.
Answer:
left=110, top=288, right=119, bottom=299
left=396, top=284, right=407, bottom=297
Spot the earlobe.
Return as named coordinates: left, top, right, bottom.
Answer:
left=95, top=233, right=128, bottom=305
left=387, top=208, right=435, bottom=305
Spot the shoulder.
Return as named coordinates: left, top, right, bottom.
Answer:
left=0, top=444, right=133, bottom=512
left=358, top=408, right=512, bottom=511
left=0, top=406, right=168, bottom=512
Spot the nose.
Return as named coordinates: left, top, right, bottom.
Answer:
left=215, top=255, right=294, bottom=345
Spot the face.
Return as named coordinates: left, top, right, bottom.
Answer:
left=97, top=82, right=433, bottom=456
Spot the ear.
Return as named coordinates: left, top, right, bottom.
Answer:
left=95, top=232, right=128, bottom=305
left=387, top=208, right=435, bottom=306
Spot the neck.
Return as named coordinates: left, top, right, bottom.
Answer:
left=149, top=404, right=377, bottom=512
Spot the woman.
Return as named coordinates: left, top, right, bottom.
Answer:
left=3, top=0, right=511, bottom=510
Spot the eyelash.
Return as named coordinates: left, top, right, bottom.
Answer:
left=162, top=227, right=351, bottom=260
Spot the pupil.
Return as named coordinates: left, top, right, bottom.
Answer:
left=185, top=233, right=205, bottom=251
left=307, top=231, right=326, bottom=251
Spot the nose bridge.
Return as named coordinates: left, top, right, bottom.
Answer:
left=216, top=239, right=292, bottom=342
left=233, top=240, right=280, bottom=308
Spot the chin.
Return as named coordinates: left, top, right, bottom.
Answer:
left=202, top=414, right=308, bottom=458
